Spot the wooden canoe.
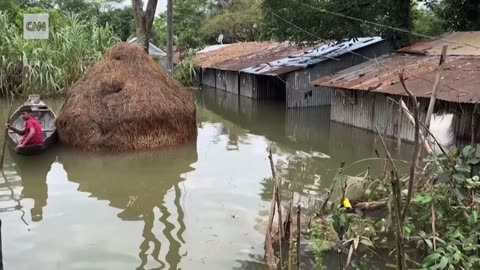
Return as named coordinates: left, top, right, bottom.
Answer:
left=7, top=95, right=57, bottom=155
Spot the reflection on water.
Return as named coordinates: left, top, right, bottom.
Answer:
left=0, top=89, right=413, bottom=270
left=15, top=152, right=55, bottom=222
left=59, top=144, right=197, bottom=269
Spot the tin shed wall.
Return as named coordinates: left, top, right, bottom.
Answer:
left=202, top=68, right=216, bottom=88
left=331, top=89, right=443, bottom=143
left=240, top=73, right=255, bottom=98
left=225, top=71, right=239, bottom=94
left=286, top=41, right=391, bottom=108
left=216, top=70, right=227, bottom=90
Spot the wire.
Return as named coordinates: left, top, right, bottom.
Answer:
left=264, top=7, right=470, bottom=96
left=291, top=0, right=480, bottom=50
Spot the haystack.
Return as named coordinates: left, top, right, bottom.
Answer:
left=55, top=42, right=197, bottom=152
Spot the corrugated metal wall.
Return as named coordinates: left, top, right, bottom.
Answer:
left=331, top=89, right=375, bottom=130
left=254, top=75, right=285, bottom=100
left=286, top=83, right=332, bottom=108
left=239, top=73, right=285, bottom=100
left=225, top=71, right=239, bottom=94
left=440, top=102, right=480, bottom=143
left=216, top=70, right=227, bottom=90
left=239, top=73, right=254, bottom=98
left=286, top=41, right=392, bottom=108
left=330, top=88, right=480, bottom=144
left=202, top=68, right=216, bottom=88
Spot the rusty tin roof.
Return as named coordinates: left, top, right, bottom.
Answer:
left=194, top=42, right=280, bottom=68
left=312, top=53, right=480, bottom=103
left=398, top=32, right=480, bottom=56
left=194, top=37, right=384, bottom=76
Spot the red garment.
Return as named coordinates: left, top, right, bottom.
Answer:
left=22, top=118, right=43, bottom=145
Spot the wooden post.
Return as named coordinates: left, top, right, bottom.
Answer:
left=472, top=104, right=479, bottom=145
left=425, top=45, right=448, bottom=130
left=400, top=100, right=433, bottom=154
left=397, top=97, right=403, bottom=152
left=265, top=150, right=281, bottom=270
left=166, top=0, right=174, bottom=74
left=296, top=205, right=301, bottom=270
left=421, top=45, right=448, bottom=156
left=269, top=151, right=284, bottom=266
left=288, top=202, right=294, bottom=270
left=0, top=99, right=14, bottom=172
left=0, top=220, right=3, bottom=270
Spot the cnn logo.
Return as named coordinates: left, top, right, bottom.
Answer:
left=24, top=14, right=49, bottom=40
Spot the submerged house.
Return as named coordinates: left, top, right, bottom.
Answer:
left=312, top=32, right=480, bottom=144
left=196, top=38, right=391, bottom=107
left=195, top=42, right=288, bottom=100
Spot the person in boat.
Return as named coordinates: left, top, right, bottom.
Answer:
left=6, top=107, right=43, bottom=148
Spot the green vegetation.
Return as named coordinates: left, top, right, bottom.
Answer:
left=1, top=0, right=480, bottom=93
left=200, top=0, right=262, bottom=43
left=423, top=0, right=480, bottom=31
left=310, top=146, right=480, bottom=269
left=262, top=0, right=389, bottom=43
left=174, top=49, right=197, bottom=86
left=0, top=11, right=118, bottom=96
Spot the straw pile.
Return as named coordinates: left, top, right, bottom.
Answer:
left=55, top=42, right=197, bottom=152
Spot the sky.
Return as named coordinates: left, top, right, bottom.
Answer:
left=116, top=0, right=168, bottom=15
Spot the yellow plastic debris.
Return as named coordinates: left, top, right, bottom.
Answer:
left=343, top=198, right=352, bottom=209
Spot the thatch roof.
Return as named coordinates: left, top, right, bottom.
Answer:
left=56, top=42, right=197, bottom=152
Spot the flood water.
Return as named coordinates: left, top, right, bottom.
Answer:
left=0, top=88, right=414, bottom=270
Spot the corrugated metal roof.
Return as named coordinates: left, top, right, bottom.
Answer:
left=194, top=37, right=384, bottom=75
left=195, top=42, right=279, bottom=68
left=312, top=53, right=480, bottom=103
left=398, top=32, right=480, bottom=56
left=209, top=43, right=315, bottom=72
left=241, top=37, right=384, bottom=75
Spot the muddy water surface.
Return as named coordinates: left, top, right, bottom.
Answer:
left=0, top=88, right=413, bottom=269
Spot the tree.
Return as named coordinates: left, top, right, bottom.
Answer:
left=173, top=0, right=208, bottom=51
left=262, top=0, right=390, bottom=43
left=261, top=0, right=417, bottom=48
left=387, top=0, right=413, bottom=47
left=151, top=15, right=167, bottom=47
left=201, top=0, right=261, bottom=43
left=412, top=7, right=443, bottom=38
left=98, top=7, right=135, bottom=41
left=439, top=0, right=480, bottom=31
left=132, top=0, right=158, bottom=52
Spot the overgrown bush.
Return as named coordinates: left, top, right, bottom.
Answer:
left=174, top=49, right=197, bottom=86
left=0, top=10, right=118, bottom=97
left=408, top=146, right=480, bottom=269
left=311, top=146, right=480, bottom=269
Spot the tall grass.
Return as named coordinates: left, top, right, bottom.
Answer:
left=0, top=11, right=119, bottom=97
left=174, top=49, right=198, bottom=86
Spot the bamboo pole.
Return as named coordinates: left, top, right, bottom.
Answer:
left=431, top=202, right=437, bottom=251
left=166, top=0, right=174, bottom=74
left=375, top=127, right=406, bottom=269
left=0, top=99, right=14, bottom=172
left=388, top=96, right=447, bottom=156
left=265, top=150, right=283, bottom=269
left=472, top=104, right=479, bottom=145
left=397, top=97, right=403, bottom=152
left=0, top=220, right=2, bottom=270
left=400, top=100, right=433, bottom=155
left=288, top=201, right=294, bottom=270
left=268, top=150, right=284, bottom=266
left=424, top=45, right=448, bottom=130
left=399, top=71, right=421, bottom=222
left=296, top=205, right=301, bottom=270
